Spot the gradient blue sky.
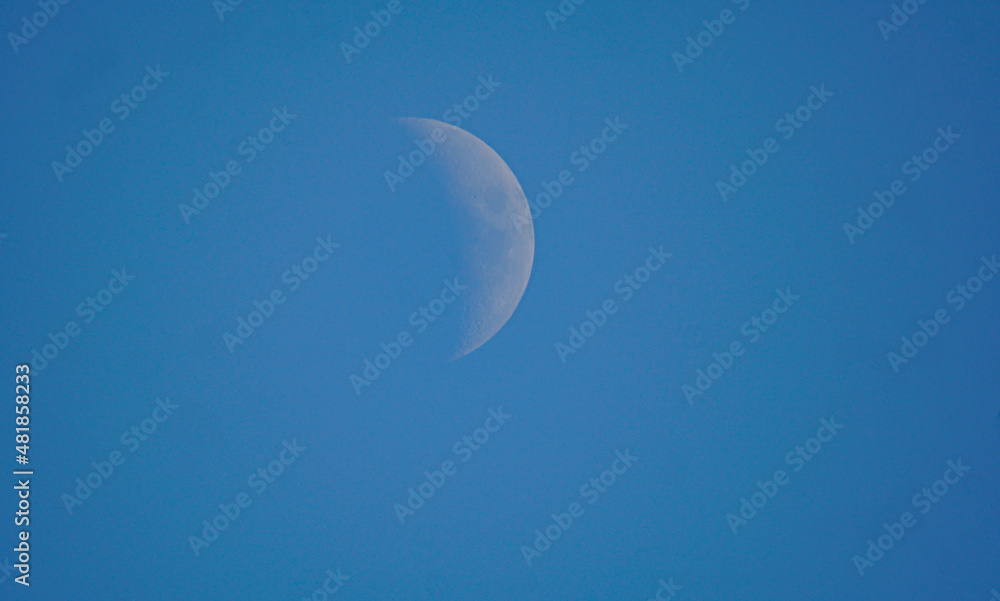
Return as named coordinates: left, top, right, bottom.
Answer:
left=1, top=0, right=999, bottom=599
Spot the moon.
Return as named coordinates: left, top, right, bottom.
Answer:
left=396, top=118, right=534, bottom=361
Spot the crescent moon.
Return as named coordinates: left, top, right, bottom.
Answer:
left=397, top=118, right=535, bottom=361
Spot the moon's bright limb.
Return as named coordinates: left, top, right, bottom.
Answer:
left=396, top=118, right=534, bottom=361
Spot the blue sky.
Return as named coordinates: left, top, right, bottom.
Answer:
left=1, top=0, right=999, bottom=599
